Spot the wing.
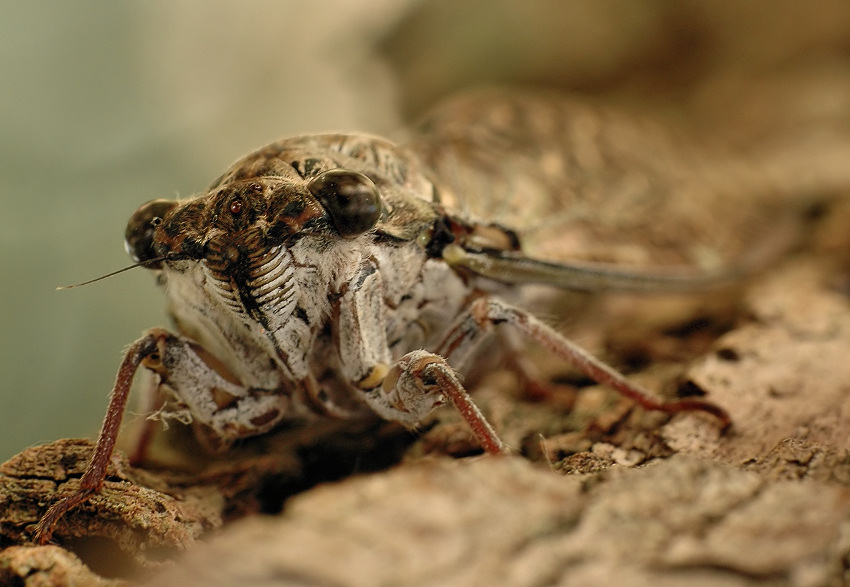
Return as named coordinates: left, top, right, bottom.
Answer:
left=404, top=89, right=799, bottom=279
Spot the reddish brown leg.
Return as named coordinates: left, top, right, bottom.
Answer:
left=496, top=304, right=730, bottom=429
left=33, top=330, right=166, bottom=544
left=442, top=297, right=731, bottom=430
left=127, top=383, right=168, bottom=466
left=498, top=330, right=579, bottom=409
left=424, top=359, right=506, bottom=454
left=379, top=351, right=507, bottom=454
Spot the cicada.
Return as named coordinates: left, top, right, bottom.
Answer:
left=36, top=89, right=790, bottom=544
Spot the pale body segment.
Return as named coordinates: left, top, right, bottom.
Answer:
left=34, top=92, right=742, bottom=544
left=138, top=134, right=498, bottom=450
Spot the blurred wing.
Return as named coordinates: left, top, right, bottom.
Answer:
left=405, top=89, right=798, bottom=275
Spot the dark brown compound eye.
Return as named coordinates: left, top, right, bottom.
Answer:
left=125, top=199, right=178, bottom=267
left=307, top=170, right=381, bottom=237
left=229, top=199, right=243, bottom=215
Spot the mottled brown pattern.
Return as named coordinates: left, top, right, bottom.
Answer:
left=409, top=89, right=803, bottom=269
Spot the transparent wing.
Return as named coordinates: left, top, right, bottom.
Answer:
left=405, top=89, right=799, bottom=278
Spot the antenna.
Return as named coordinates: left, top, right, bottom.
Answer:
left=56, top=256, right=170, bottom=290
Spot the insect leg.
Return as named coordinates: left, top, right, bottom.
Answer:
left=125, top=374, right=167, bottom=466
left=378, top=350, right=506, bottom=454
left=134, top=331, right=293, bottom=453
left=34, top=328, right=293, bottom=544
left=441, top=296, right=731, bottom=429
left=34, top=329, right=165, bottom=545
left=498, top=328, right=579, bottom=406
left=334, top=263, right=505, bottom=453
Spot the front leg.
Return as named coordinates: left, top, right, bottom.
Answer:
left=34, top=330, right=163, bottom=544
left=335, top=262, right=506, bottom=454
left=379, top=350, right=506, bottom=454
left=34, top=327, right=290, bottom=544
left=140, top=330, right=292, bottom=452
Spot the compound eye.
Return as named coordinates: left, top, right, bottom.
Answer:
left=307, top=170, right=381, bottom=237
left=125, top=199, right=177, bottom=267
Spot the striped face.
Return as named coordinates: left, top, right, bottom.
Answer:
left=127, top=177, right=328, bottom=264
left=121, top=136, right=439, bottom=388
left=125, top=157, right=390, bottom=317
left=126, top=177, right=325, bottom=323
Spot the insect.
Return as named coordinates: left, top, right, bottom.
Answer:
left=34, top=89, right=765, bottom=544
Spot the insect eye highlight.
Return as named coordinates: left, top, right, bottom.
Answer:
left=229, top=199, right=243, bottom=215
left=307, top=170, right=381, bottom=237
left=125, top=199, right=178, bottom=267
